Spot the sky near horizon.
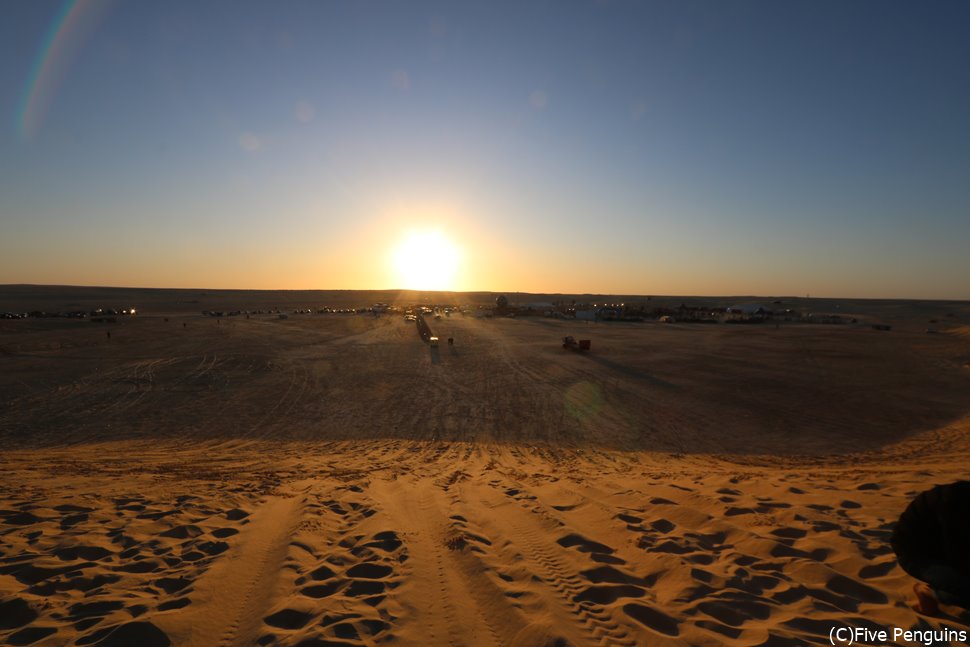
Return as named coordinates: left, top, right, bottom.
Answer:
left=1, top=1, right=969, bottom=298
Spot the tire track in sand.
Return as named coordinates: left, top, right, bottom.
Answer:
left=157, top=491, right=305, bottom=647
left=368, top=476, right=522, bottom=647
left=474, top=482, right=641, bottom=647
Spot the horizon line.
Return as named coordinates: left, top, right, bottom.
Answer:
left=1, top=283, right=967, bottom=303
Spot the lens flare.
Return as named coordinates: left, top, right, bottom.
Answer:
left=19, top=0, right=113, bottom=141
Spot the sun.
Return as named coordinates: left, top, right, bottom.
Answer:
left=391, top=230, right=461, bottom=291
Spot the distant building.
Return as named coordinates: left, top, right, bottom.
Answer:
left=727, top=304, right=768, bottom=316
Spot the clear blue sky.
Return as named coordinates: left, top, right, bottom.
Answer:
left=2, top=0, right=969, bottom=298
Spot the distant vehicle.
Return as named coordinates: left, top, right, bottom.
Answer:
left=429, top=336, right=439, bottom=346
left=562, top=336, right=591, bottom=351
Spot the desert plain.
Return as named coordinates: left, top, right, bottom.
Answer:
left=2, top=286, right=970, bottom=647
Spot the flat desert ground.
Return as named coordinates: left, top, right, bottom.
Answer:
left=3, top=288, right=970, bottom=646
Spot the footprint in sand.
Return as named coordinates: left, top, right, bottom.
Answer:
left=556, top=533, right=616, bottom=555
left=159, top=524, right=203, bottom=539
left=346, top=563, right=394, bottom=579
left=770, top=527, right=807, bottom=540
left=67, top=599, right=125, bottom=623
left=157, top=597, right=190, bottom=611
left=5, top=625, right=59, bottom=645
left=1, top=510, right=45, bottom=525
left=574, top=583, right=646, bottom=605
left=858, top=560, right=895, bottom=579
left=154, top=576, right=191, bottom=594
left=60, top=512, right=90, bottom=528
left=264, top=608, right=314, bottom=630
left=616, top=512, right=642, bottom=525
left=363, top=530, right=403, bottom=552
left=225, top=507, right=250, bottom=521
left=581, top=565, right=660, bottom=595
left=282, top=527, right=405, bottom=643
left=75, top=620, right=170, bottom=646
left=623, top=602, right=680, bottom=637
left=0, top=596, right=38, bottom=631
left=53, top=545, right=113, bottom=561
left=649, top=518, right=676, bottom=533
left=300, top=579, right=345, bottom=598
left=211, top=526, right=239, bottom=538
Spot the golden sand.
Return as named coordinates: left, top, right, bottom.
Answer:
left=2, top=293, right=970, bottom=645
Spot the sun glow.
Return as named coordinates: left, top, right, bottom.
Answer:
left=391, top=230, right=461, bottom=291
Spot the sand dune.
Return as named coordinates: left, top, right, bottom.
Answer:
left=4, top=441, right=970, bottom=645
left=2, top=291, right=970, bottom=645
